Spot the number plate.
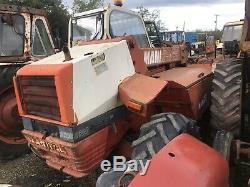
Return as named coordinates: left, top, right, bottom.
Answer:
left=26, top=135, right=67, bottom=154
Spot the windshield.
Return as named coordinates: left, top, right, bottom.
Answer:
left=73, top=13, right=103, bottom=44
left=222, top=24, right=243, bottom=42
left=0, top=14, right=24, bottom=57
left=110, top=10, right=150, bottom=48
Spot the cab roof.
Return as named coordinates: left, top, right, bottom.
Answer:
left=0, top=4, right=47, bottom=17
left=224, top=20, right=244, bottom=27
left=74, top=5, right=140, bottom=18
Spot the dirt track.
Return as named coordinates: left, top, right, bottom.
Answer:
left=0, top=153, right=98, bottom=187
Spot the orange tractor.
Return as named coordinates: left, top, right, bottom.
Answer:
left=0, top=4, right=55, bottom=160
left=13, top=2, right=228, bottom=186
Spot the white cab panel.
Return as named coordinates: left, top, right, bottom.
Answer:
left=72, top=41, right=135, bottom=124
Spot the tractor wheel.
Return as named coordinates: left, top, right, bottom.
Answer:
left=210, top=58, right=242, bottom=134
left=132, top=113, right=197, bottom=162
left=0, top=67, right=28, bottom=160
left=213, top=130, right=234, bottom=161
left=96, top=113, right=198, bottom=187
left=0, top=139, right=29, bottom=161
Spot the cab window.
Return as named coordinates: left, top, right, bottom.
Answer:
left=110, top=10, right=150, bottom=48
left=222, top=25, right=243, bottom=42
left=0, top=14, right=24, bottom=56
left=32, top=19, right=54, bottom=56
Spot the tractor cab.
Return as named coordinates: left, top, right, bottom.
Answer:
left=222, top=20, right=244, bottom=56
left=69, top=6, right=151, bottom=48
left=0, top=4, right=55, bottom=64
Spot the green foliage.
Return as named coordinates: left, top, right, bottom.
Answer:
left=0, top=0, right=69, bottom=44
left=136, top=6, right=166, bottom=30
left=73, top=0, right=104, bottom=13
left=136, top=6, right=159, bottom=21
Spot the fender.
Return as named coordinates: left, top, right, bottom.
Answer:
left=119, top=73, right=167, bottom=117
left=129, top=134, right=229, bottom=187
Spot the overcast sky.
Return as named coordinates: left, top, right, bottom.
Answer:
left=63, top=0, right=245, bottom=31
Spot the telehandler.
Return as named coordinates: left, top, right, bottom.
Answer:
left=13, top=1, right=221, bottom=180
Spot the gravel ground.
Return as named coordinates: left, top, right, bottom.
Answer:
left=0, top=153, right=98, bottom=187
left=0, top=153, right=249, bottom=187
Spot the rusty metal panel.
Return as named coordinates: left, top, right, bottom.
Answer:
left=0, top=12, right=31, bottom=63
left=22, top=120, right=128, bottom=178
left=143, top=44, right=187, bottom=67
left=119, top=73, right=167, bottom=116
left=154, top=64, right=212, bottom=88
left=155, top=65, right=213, bottom=120
left=0, top=4, right=47, bottom=17
left=0, top=6, right=53, bottom=63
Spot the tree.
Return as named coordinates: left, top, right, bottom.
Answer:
left=0, top=0, right=69, bottom=45
left=73, top=0, right=104, bottom=13
left=136, top=6, right=166, bottom=30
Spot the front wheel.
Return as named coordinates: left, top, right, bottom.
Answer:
left=96, top=113, right=198, bottom=187
left=132, top=113, right=198, bottom=162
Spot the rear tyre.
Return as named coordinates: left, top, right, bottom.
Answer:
left=0, top=67, right=28, bottom=160
left=132, top=113, right=198, bottom=162
left=0, top=140, right=29, bottom=161
left=210, top=58, right=242, bottom=134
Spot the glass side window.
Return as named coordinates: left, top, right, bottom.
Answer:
left=73, top=13, right=103, bottom=45
left=0, top=14, right=24, bottom=56
left=32, top=19, right=54, bottom=56
left=110, top=10, right=150, bottom=48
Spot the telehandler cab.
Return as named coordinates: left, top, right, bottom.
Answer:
left=222, top=20, right=244, bottom=57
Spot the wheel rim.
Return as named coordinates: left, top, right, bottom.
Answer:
left=0, top=87, right=23, bottom=137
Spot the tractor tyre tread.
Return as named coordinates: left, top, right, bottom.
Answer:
left=132, top=113, right=197, bottom=162
left=210, top=58, right=242, bottom=134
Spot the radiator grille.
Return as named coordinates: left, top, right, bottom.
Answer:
left=18, top=76, right=61, bottom=121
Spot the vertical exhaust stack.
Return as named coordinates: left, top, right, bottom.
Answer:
left=113, top=0, right=123, bottom=7
left=63, top=46, right=73, bottom=62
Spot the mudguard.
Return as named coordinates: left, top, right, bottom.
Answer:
left=129, top=134, right=229, bottom=187
left=119, top=73, right=167, bottom=116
